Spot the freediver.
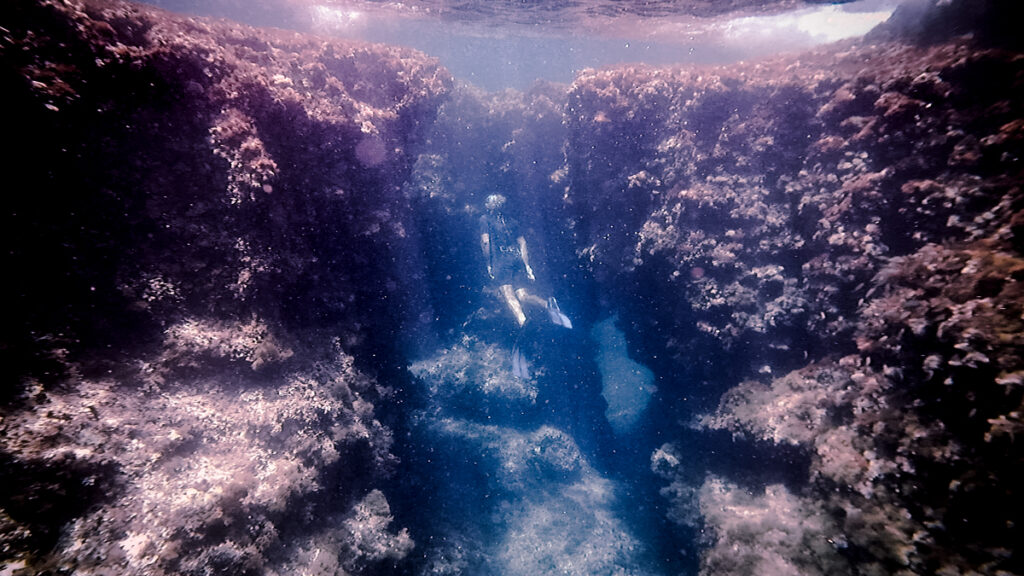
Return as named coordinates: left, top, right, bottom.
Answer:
left=479, top=194, right=571, bottom=378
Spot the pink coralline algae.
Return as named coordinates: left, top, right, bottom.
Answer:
left=2, top=0, right=1023, bottom=574
left=1, top=321, right=403, bottom=575
left=566, top=39, right=1024, bottom=363
left=689, top=244, right=1024, bottom=574
left=1, top=0, right=446, bottom=573
left=562, top=13, right=1024, bottom=576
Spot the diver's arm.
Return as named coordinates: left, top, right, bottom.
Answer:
left=517, top=236, right=535, bottom=281
left=481, top=232, right=493, bottom=278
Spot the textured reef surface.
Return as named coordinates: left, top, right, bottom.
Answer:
left=2, top=1, right=446, bottom=574
left=1, top=0, right=1022, bottom=575
left=566, top=21, right=1024, bottom=576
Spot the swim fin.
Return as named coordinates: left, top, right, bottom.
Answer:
left=511, top=345, right=530, bottom=379
left=546, top=297, right=573, bottom=329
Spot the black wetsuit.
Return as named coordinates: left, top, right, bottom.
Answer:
left=480, top=212, right=524, bottom=285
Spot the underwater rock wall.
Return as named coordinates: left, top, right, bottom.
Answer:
left=566, top=39, right=1023, bottom=371
left=565, top=29, right=1024, bottom=576
left=2, top=0, right=451, bottom=373
left=1, top=0, right=448, bottom=573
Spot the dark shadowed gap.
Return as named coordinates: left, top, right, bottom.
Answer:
left=0, top=455, right=120, bottom=556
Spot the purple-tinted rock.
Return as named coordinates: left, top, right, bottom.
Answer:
left=1, top=0, right=449, bottom=572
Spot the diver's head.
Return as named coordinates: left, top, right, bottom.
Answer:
left=484, top=194, right=506, bottom=212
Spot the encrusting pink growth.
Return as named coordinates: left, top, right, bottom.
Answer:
left=556, top=6, right=1024, bottom=573
left=2, top=332, right=401, bottom=575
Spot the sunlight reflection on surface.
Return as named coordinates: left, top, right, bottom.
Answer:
left=306, top=0, right=896, bottom=89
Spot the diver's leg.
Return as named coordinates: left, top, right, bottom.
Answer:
left=518, top=287, right=573, bottom=329
left=514, top=287, right=547, bottom=308
left=517, top=236, right=536, bottom=281
left=500, top=284, right=527, bottom=327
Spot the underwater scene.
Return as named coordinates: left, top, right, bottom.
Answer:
left=1, top=0, right=1022, bottom=574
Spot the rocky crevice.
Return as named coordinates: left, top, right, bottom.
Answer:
left=1, top=1, right=1022, bottom=575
